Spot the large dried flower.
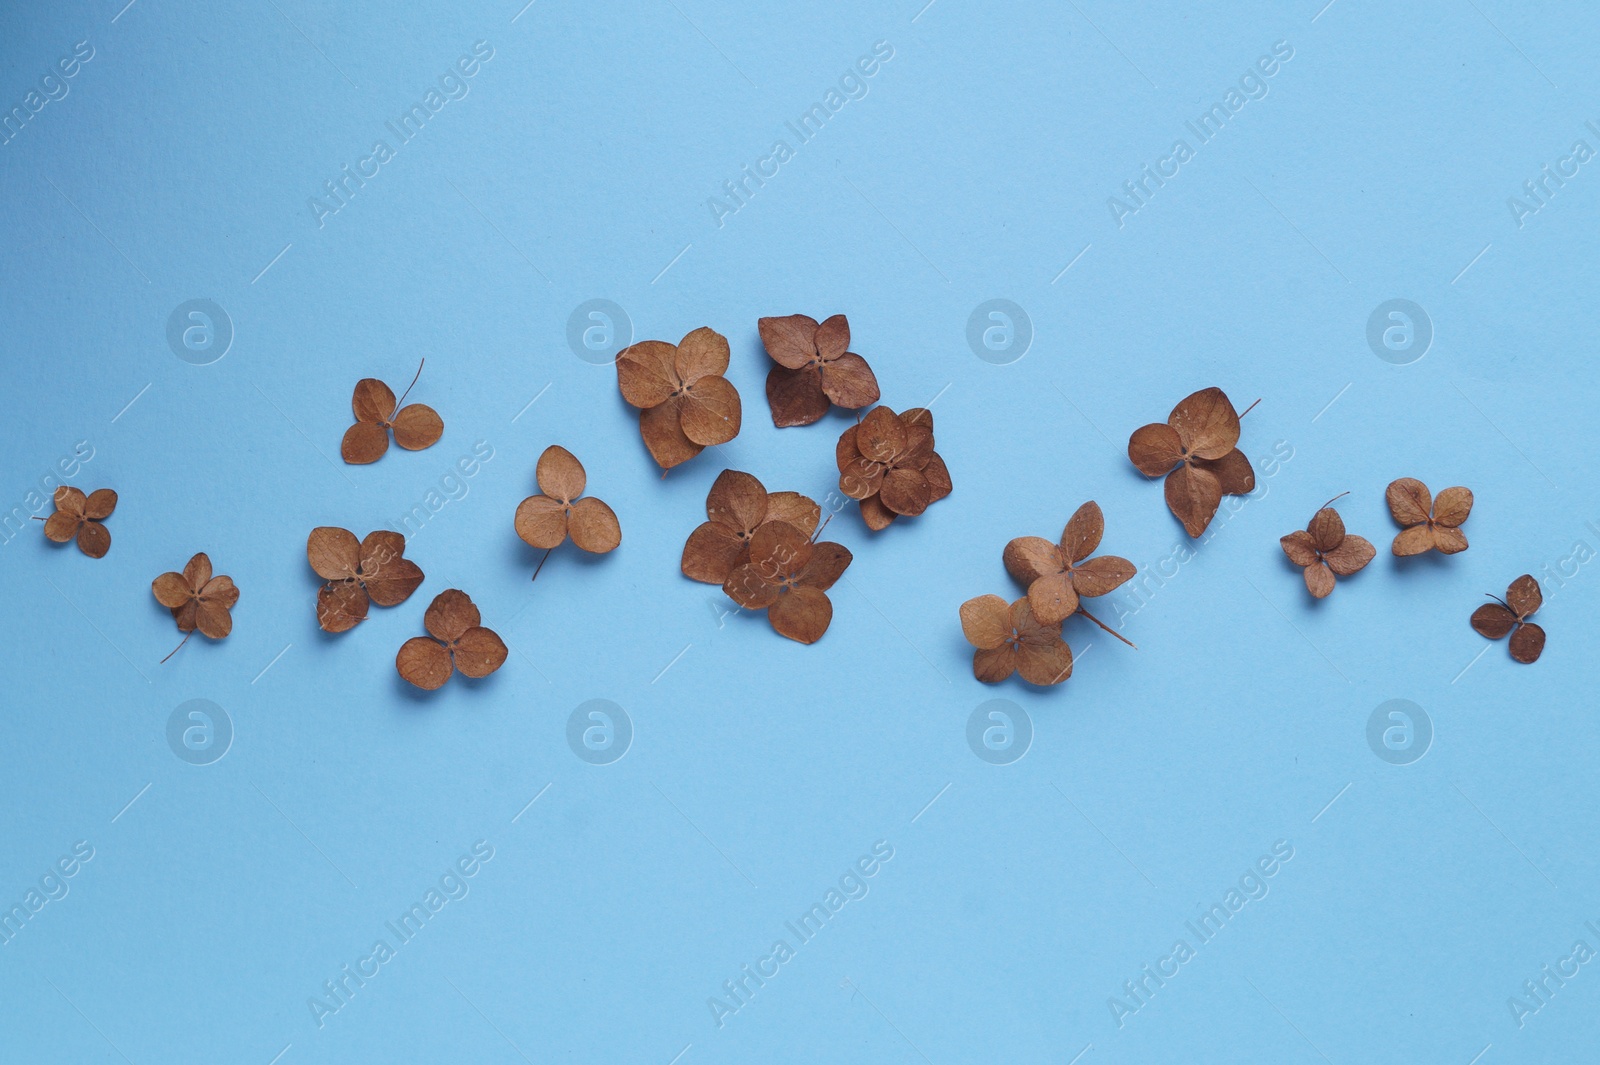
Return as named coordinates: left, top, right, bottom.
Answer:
left=152, top=553, right=239, bottom=660
left=1128, top=387, right=1255, bottom=537
left=307, top=527, right=425, bottom=633
left=681, top=469, right=821, bottom=585
left=958, top=595, right=1073, bottom=686
left=836, top=406, right=951, bottom=531
left=616, top=327, right=742, bottom=469
left=759, top=313, right=880, bottom=427
left=723, top=522, right=851, bottom=643
left=514, top=446, right=621, bottom=556
left=1386, top=478, right=1472, bottom=556
left=1003, top=501, right=1135, bottom=625
left=396, top=589, right=507, bottom=690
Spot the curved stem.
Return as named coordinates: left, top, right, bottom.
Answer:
left=530, top=548, right=554, bottom=583
left=1077, top=605, right=1137, bottom=649
left=391, top=357, right=425, bottom=417
left=160, top=631, right=192, bottom=664
left=1318, top=491, right=1351, bottom=513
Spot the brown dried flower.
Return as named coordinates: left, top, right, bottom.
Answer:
left=307, top=527, right=425, bottom=633
left=615, top=327, right=742, bottom=469
left=723, top=521, right=851, bottom=643
left=1386, top=478, right=1472, bottom=555
left=958, top=595, right=1073, bottom=686
left=759, top=313, right=880, bottom=427
left=341, top=359, right=444, bottom=464
left=1470, top=574, right=1545, bottom=663
left=1279, top=494, right=1375, bottom=598
left=514, top=446, right=621, bottom=575
left=836, top=406, right=952, bottom=531
left=1003, top=502, right=1135, bottom=625
left=40, top=486, right=116, bottom=557
left=681, top=469, right=821, bottom=585
left=1128, top=387, right=1256, bottom=537
left=152, top=553, right=239, bottom=660
left=396, top=589, right=508, bottom=690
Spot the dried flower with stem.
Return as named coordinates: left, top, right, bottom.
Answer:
left=759, top=313, right=880, bottom=427
left=835, top=406, right=951, bottom=531
left=307, top=527, right=425, bottom=632
left=958, top=595, right=1074, bottom=685
left=722, top=520, right=851, bottom=644
left=514, top=446, right=621, bottom=581
left=1003, top=501, right=1136, bottom=635
left=1128, top=386, right=1257, bottom=537
left=341, top=359, right=444, bottom=464
left=38, top=486, right=116, bottom=557
left=1278, top=492, right=1375, bottom=598
left=1386, top=478, right=1472, bottom=555
left=1470, top=574, right=1545, bottom=663
left=615, top=327, right=742, bottom=470
left=681, top=469, right=821, bottom=585
left=151, top=553, right=239, bottom=661
left=396, top=589, right=508, bottom=690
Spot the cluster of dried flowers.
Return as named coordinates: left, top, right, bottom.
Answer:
left=836, top=406, right=951, bottom=531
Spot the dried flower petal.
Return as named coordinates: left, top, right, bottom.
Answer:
left=536, top=445, right=587, bottom=502
left=341, top=421, right=390, bottom=464
left=1308, top=508, right=1345, bottom=553
left=1432, top=487, right=1473, bottom=528
left=85, top=489, right=117, bottom=520
left=1280, top=530, right=1319, bottom=567
left=959, top=594, right=1011, bottom=649
left=1323, top=535, right=1375, bottom=576
left=616, top=341, right=679, bottom=407
left=76, top=522, right=111, bottom=558
left=768, top=586, right=832, bottom=644
left=675, top=326, right=731, bottom=383
left=1470, top=603, right=1517, bottom=639
left=639, top=397, right=704, bottom=469
left=308, top=526, right=361, bottom=581
left=352, top=378, right=396, bottom=423
left=1128, top=423, right=1184, bottom=476
left=425, top=588, right=479, bottom=643
left=1195, top=449, right=1256, bottom=495
left=1433, top=526, right=1469, bottom=554
left=1386, top=478, right=1432, bottom=527
left=1164, top=463, right=1222, bottom=538
left=1393, top=525, right=1436, bottom=556
left=680, top=374, right=742, bottom=446
left=1507, top=574, right=1542, bottom=617
left=568, top=498, right=622, bottom=553
left=820, top=353, right=880, bottom=409
left=1510, top=623, right=1545, bottom=663
left=765, top=492, right=821, bottom=537
left=317, top=580, right=369, bottom=633
left=153, top=553, right=237, bottom=650
left=397, top=636, right=453, bottom=690
left=1303, top=561, right=1335, bottom=598
left=758, top=314, right=820, bottom=370
left=766, top=366, right=831, bottom=428
left=1167, top=387, right=1240, bottom=460
left=1060, top=502, right=1105, bottom=563
left=453, top=626, right=509, bottom=678
left=392, top=404, right=443, bottom=450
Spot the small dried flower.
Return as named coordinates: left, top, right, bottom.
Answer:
left=615, top=327, right=742, bottom=469
left=341, top=359, right=443, bottom=464
left=836, top=406, right=951, bottom=531
left=396, top=589, right=507, bottom=690
left=1386, top=478, right=1472, bottom=555
left=723, top=522, right=851, bottom=643
left=1470, top=575, right=1545, bottom=663
left=514, top=446, right=621, bottom=558
left=682, top=469, right=821, bottom=585
left=1128, top=387, right=1256, bottom=537
left=152, top=553, right=239, bottom=660
left=41, top=486, right=116, bottom=557
left=1278, top=494, right=1375, bottom=598
left=958, top=595, right=1073, bottom=686
left=759, top=313, right=880, bottom=426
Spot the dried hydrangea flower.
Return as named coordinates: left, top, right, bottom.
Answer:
left=615, top=327, right=742, bottom=469
left=1003, top=501, right=1135, bottom=625
left=722, top=521, right=851, bottom=643
left=759, top=313, right=880, bottom=427
left=341, top=359, right=444, bottom=464
left=1278, top=494, right=1374, bottom=598
left=1471, top=575, right=1545, bottom=663
left=514, top=446, right=622, bottom=559
left=958, top=594, right=1073, bottom=685
left=681, top=469, right=821, bottom=585
left=396, top=589, right=507, bottom=690
left=1386, top=478, right=1472, bottom=555
left=1128, top=387, right=1255, bottom=537
left=307, top=527, right=425, bottom=633
left=152, top=552, right=239, bottom=660
left=41, top=486, right=116, bottom=558
left=836, top=406, right=951, bottom=531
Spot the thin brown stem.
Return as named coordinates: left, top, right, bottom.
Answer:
left=391, top=358, right=425, bottom=417
left=811, top=513, right=833, bottom=543
left=530, top=548, right=554, bottom=583
left=1319, top=491, right=1351, bottom=512
left=160, top=631, right=192, bottom=664
left=31, top=515, right=47, bottom=521
left=1239, top=398, right=1261, bottom=418
left=1077, top=605, right=1137, bottom=649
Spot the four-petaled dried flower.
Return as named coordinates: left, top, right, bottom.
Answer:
left=1470, top=574, right=1545, bottom=664
left=1279, top=494, right=1375, bottom=598
left=1003, top=501, right=1135, bottom=625
left=682, top=469, right=821, bottom=585
left=1128, top=387, right=1256, bottom=537
left=396, top=589, right=508, bottom=690
left=1386, top=478, right=1472, bottom=555
left=41, top=486, right=116, bottom=558
left=514, top=446, right=622, bottom=559
left=759, top=313, right=880, bottom=427
left=615, top=327, right=742, bottom=469
left=307, top=527, right=425, bottom=633
left=836, top=406, right=951, bottom=531
left=723, top=521, right=851, bottom=643
left=152, top=553, right=239, bottom=658
left=958, top=595, right=1073, bottom=686
left=341, top=359, right=444, bottom=464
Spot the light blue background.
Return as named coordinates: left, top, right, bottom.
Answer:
left=3, top=0, right=1599, bottom=1061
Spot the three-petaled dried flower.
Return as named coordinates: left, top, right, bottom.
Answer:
left=41, top=486, right=116, bottom=558
left=396, top=589, right=508, bottom=690
left=682, top=469, right=821, bottom=585
left=836, top=406, right=951, bottom=531
left=1386, top=478, right=1472, bottom=555
left=723, top=521, right=851, bottom=643
left=1470, top=574, right=1545, bottom=663
left=1003, top=502, right=1135, bottom=625
left=759, top=313, right=880, bottom=427
left=1128, top=387, right=1256, bottom=537
left=514, top=446, right=622, bottom=569
left=1279, top=494, right=1375, bottom=598
left=615, top=327, right=742, bottom=469
left=341, top=359, right=444, bottom=464
left=958, top=595, right=1073, bottom=686
left=307, top=527, right=425, bottom=633
left=152, top=553, right=239, bottom=660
